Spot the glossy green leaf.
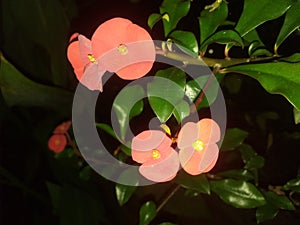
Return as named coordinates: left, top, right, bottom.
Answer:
left=217, top=169, right=254, bottom=181
left=185, top=73, right=223, bottom=109
left=200, top=30, right=243, bottom=51
left=199, top=1, right=228, bottom=43
left=120, top=144, right=132, bottom=156
left=0, top=55, right=73, bottom=116
left=148, top=67, right=186, bottom=123
left=243, top=30, right=272, bottom=57
left=283, top=178, right=300, bottom=192
left=160, top=0, right=190, bottom=36
left=113, top=85, right=145, bottom=140
left=245, top=155, right=265, bottom=170
left=224, top=56, right=300, bottom=110
left=235, top=0, right=294, bottom=37
left=294, top=108, right=300, bottom=124
left=256, top=203, right=278, bottom=224
left=116, top=184, right=137, bottom=206
left=139, top=201, right=157, bottom=225
left=176, top=171, right=210, bottom=195
left=173, top=100, right=190, bottom=123
left=220, top=128, right=248, bottom=151
left=148, top=13, right=162, bottom=29
left=263, top=191, right=295, bottom=210
left=210, top=179, right=266, bottom=208
left=169, top=30, right=199, bottom=57
left=239, top=144, right=256, bottom=164
left=275, top=1, right=300, bottom=53
left=96, top=123, right=118, bottom=140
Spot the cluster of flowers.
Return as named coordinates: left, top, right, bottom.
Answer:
left=67, top=17, right=155, bottom=92
left=131, top=119, right=220, bottom=182
left=48, top=121, right=72, bottom=153
left=65, top=17, right=221, bottom=182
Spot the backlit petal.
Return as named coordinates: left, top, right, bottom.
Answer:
left=198, top=118, right=220, bottom=144
left=177, top=122, right=199, bottom=149
left=67, top=41, right=85, bottom=80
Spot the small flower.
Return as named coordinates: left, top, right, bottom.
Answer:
left=48, top=134, right=67, bottom=153
left=131, top=130, right=180, bottom=182
left=177, top=119, right=221, bottom=175
left=67, top=17, right=155, bottom=91
left=53, top=121, right=71, bottom=134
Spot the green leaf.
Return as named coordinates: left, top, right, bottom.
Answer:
left=239, top=144, right=256, bottom=164
left=210, top=179, right=266, bottom=208
left=235, top=0, right=294, bottom=37
left=256, top=203, right=278, bottom=224
left=116, top=184, right=137, bottom=206
left=200, top=30, right=243, bottom=52
left=169, top=30, right=199, bottom=57
left=220, top=128, right=248, bottom=151
left=79, top=166, right=91, bottom=181
left=173, top=100, right=190, bottom=123
left=243, top=30, right=272, bottom=57
left=0, top=55, right=73, bottom=116
left=113, top=85, right=145, bottom=140
left=160, top=0, right=190, bottom=36
left=224, top=56, right=300, bottom=110
left=217, top=169, right=254, bottom=181
left=148, top=67, right=186, bottom=123
left=263, top=191, right=295, bottom=210
left=283, top=178, right=300, bottom=192
left=96, top=123, right=118, bottom=140
left=294, top=108, right=300, bottom=124
left=46, top=182, right=62, bottom=210
left=185, top=73, right=223, bottom=109
left=275, top=1, right=300, bottom=53
left=245, top=155, right=265, bottom=170
left=59, top=185, right=106, bottom=225
left=199, top=1, right=228, bottom=44
left=176, top=171, right=210, bottom=195
left=148, top=13, right=162, bottom=29
left=139, top=201, right=157, bottom=225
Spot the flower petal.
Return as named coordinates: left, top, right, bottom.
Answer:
left=132, top=130, right=172, bottom=163
left=179, top=144, right=219, bottom=175
left=53, top=121, right=72, bottom=134
left=92, top=18, right=133, bottom=58
left=67, top=41, right=85, bottom=80
left=80, top=62, right=105, bottom=92
left=177, top=122, right=199, bottom=149
left=139, top=149, right=180, bottom=182
left=78, top=35, right=93, bottom=66
left=198, top=118, right=220, bottom=144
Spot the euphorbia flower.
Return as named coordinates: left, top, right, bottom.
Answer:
left=131, top=130, right=180, bottom=182
left=53, top=121, right=71, bottom=134
left=48, top=134, right=67, bottom=153
left=177, top=119, right=221, bottom=175
left=67, top=17, right=155, bottom=91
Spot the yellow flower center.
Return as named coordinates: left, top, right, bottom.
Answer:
left=192, top=139, right=204, bottom=152
left=117, top=44, right=128, bottom=55
left=55, top=140, right=61, bottom=145
left=87, top=54, right=97, bottom=64
left=152, top=149, right=161, bottom=159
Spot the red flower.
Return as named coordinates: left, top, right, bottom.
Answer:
left=53, top=121, right=71, bottom=134
left=48, top=134, right=67, bottom=153
left=131, top=130, right=180, bottom=182
left=177, top=119, right=221, bottom=175
left=67, top=17, right=155, bottom=91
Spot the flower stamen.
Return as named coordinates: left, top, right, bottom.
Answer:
left=87, top=54, right=97, bottom=64
left=192, top=140, right=204, bottom=151
left=152, top=149, right=161, bottom=159
left=117, top=44, right=128, bottom=55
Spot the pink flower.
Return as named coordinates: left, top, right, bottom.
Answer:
left=177, top=119, right=221, bottom=175
left=48, top=134, right=67, bottom=153
left=67, top=17, right=155, bottom=91
left=131, top=130, right=180, bottom=182
left=53, top=121, right=72, bottom=134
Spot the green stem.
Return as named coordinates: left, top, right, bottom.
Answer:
left=156, top=184, right=181, bottom=213
left=156, top=49, right=278, bottom=68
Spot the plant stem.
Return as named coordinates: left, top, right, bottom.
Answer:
left=156, top=184, right=181, bottom=213
left=156, top=49, right=278, bottom=68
